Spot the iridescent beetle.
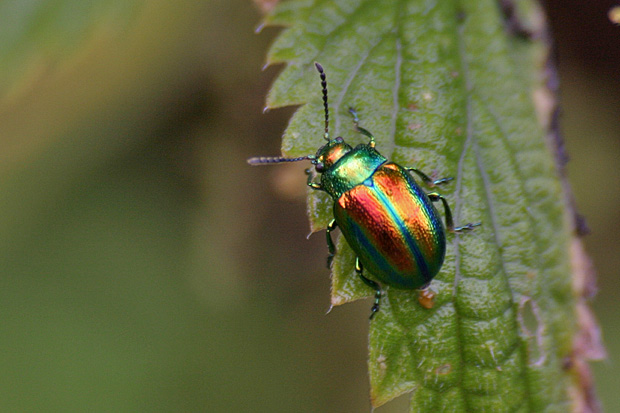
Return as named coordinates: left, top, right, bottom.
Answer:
left=248, top=63, right=479, bottom=318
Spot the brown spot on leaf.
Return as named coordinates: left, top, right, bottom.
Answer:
left=435, top=363, right=452, bottom=375
left=418, top=288, right=436, bottom=309
left=408, top=122, right=422, bottom=131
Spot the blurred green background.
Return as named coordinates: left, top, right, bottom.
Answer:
left=0, top=1, right=617, bottom=411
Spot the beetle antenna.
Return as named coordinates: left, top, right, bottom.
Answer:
left=247, top=155, right=312, bottom=165
left=315, top=63, right=330, bottom=141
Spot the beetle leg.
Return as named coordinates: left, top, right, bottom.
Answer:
left=427, top=192, right=481, bottom=233
left=453, top=222, right=481, bottom=232
left=348, top=108, right=375, bottom=148
left=407, top=167, right=454, bottom=187
left=305, top=168, right=322, bottom=190
left=326, top=219, right=338, bottom=268
left=355, top=258, right=382, bottom=319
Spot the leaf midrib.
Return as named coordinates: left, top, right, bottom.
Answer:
left=453, top=4, right=539, bottom=411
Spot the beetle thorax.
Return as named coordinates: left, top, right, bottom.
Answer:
left=319, top=144, right=387, bottom=199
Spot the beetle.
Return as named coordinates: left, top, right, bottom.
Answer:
left=248, top=63, right=479, bottom=318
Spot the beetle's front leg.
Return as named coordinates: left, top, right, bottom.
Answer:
left=326, top=219, right=338, bottom=268
left=355, top=258, right=382, bottom=319
left=348, top=108, right=375, bottom=148
left=406, top=167, right=453, bottom=187
left=305, top=168, right=322, bottom=190
left=427, top=192, right=481, bottom=233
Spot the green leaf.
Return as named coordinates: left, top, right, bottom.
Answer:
left=264, top=0, right=589, bottom=410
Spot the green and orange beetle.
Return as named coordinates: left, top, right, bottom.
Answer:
left=248, top=63, right=479, bottom=318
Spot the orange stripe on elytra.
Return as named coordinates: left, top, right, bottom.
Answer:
left=338, top=182, right=418, bottom=274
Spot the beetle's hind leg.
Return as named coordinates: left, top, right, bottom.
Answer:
left=407, top=167, right=453, bottom=187
left=348, top=108, right=375, bottom=148
left=427, top=192, right=481, bottom=233
left=355, top=258, right=382, bottom=319
left=326, top=223, right=382, bottom=318
left=326, top=219, right=338, bottom=268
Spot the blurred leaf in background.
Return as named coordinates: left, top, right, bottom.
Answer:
left=0, top=0, right=142, bottom=101
left=546, top=1, right=620, bottom=411
left=0, top=0, right=372, bottom=411
left=0, top=0, right=618, bottom=412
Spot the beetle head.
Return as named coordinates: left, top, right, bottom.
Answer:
left=312, top=137, right=352, bottom=173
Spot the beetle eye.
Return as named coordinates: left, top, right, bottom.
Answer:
left=335, top=137, right=344, bottom=143
left=315, top=162, right=325, bottom=172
